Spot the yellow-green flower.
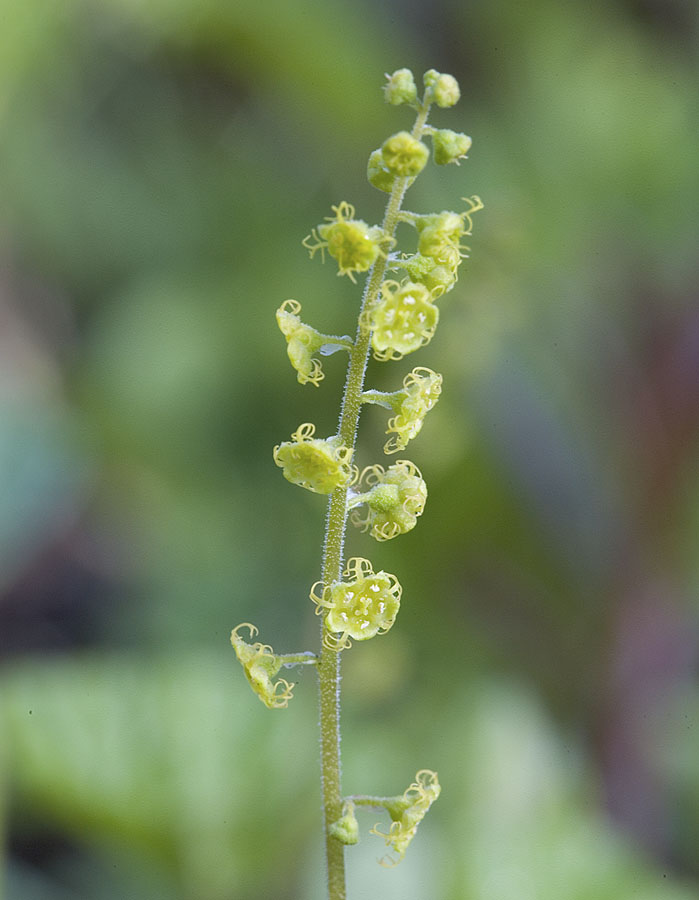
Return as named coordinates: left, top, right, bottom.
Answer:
left=371, top=770, right=441, bottom=865
left=417, top=209, right=468, bottom=243
left=384, top=367, right=443, bottom=454
left=417, top=212, right=467, bottom=270
left=415, top=200, right=482, bottom=258
left=303, top=201, right=385, bottom=282
left=349, top=461, right=427, bottom=541
left=419, top=234, right=461, bottom=272
left=273, top=423, right=354, bottom=494
left=397, top=198, right=482, bottom=294
left=230, top=623, right=294, bottom=709
left=276, top=299, right=351, bottom=386
left=310, top=557, right=401, bottom=651
left=362, top=280, right=439, bottom=361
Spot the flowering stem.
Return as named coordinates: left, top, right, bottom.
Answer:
left=318, top=103, right=430, bottom=900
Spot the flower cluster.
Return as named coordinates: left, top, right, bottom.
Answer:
left=397, top=195, right=483, bottom=298
left=235, top=65, right=479, bottom=875
left=349, top=461, right=427, bottom=541
left=273, top=423, right=354, bottom=494
left=310, top=557, right=402, bottom=651
left=230, top=623, right=295, bottom=709
left=368, top=69, right=467, bottom=194
left=303, top=201, right=386, bottom=282
left=371, top=770, right=441, bottom=865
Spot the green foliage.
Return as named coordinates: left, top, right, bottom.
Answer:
left=1, top=659, right=696, bottom=899
left=1, top=654, right=318, bottom=900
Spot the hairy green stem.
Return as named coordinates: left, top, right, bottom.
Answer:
left=318, top=103, right=430, bottom=900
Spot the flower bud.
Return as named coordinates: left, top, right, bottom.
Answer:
left=432, top=129, right=472, bottom=165
left=383, top=68, right=417, bottom=106
left=329, top=802, right=360, bottom=845
left=398, top=254, right=457, bottom=297
left=310, top=557, right=402, bottom=651
left=423, top=69, right=460, bottom=108
left=362, top=280, right=439, bottom=361
left=367, top=148, right=397, bottom=194
left=381, top=132, right=429, bottom=177
left=273, top=423, right=354, bottom=494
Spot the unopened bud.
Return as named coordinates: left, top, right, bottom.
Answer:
left=383, top=68, right=418, bottom=106
left=381, top=132, right=429, bottom=177
left=432, top=129, right=472, bottom=165
left=423, top=69, right=460, bottom=108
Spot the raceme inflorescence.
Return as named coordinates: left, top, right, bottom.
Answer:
left=231, top=67, right=481, bottom=899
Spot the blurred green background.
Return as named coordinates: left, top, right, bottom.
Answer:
left=0, top=0, right=698, bottom=898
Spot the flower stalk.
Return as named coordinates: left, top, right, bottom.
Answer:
left=317, top=106, right=430, bottom=898
left=231, top=67, right=481, bottom=900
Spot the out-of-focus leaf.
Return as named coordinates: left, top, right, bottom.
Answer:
left=0, top=399, right=93, bottom=592
left=1, top=653, right=319, bottom=900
